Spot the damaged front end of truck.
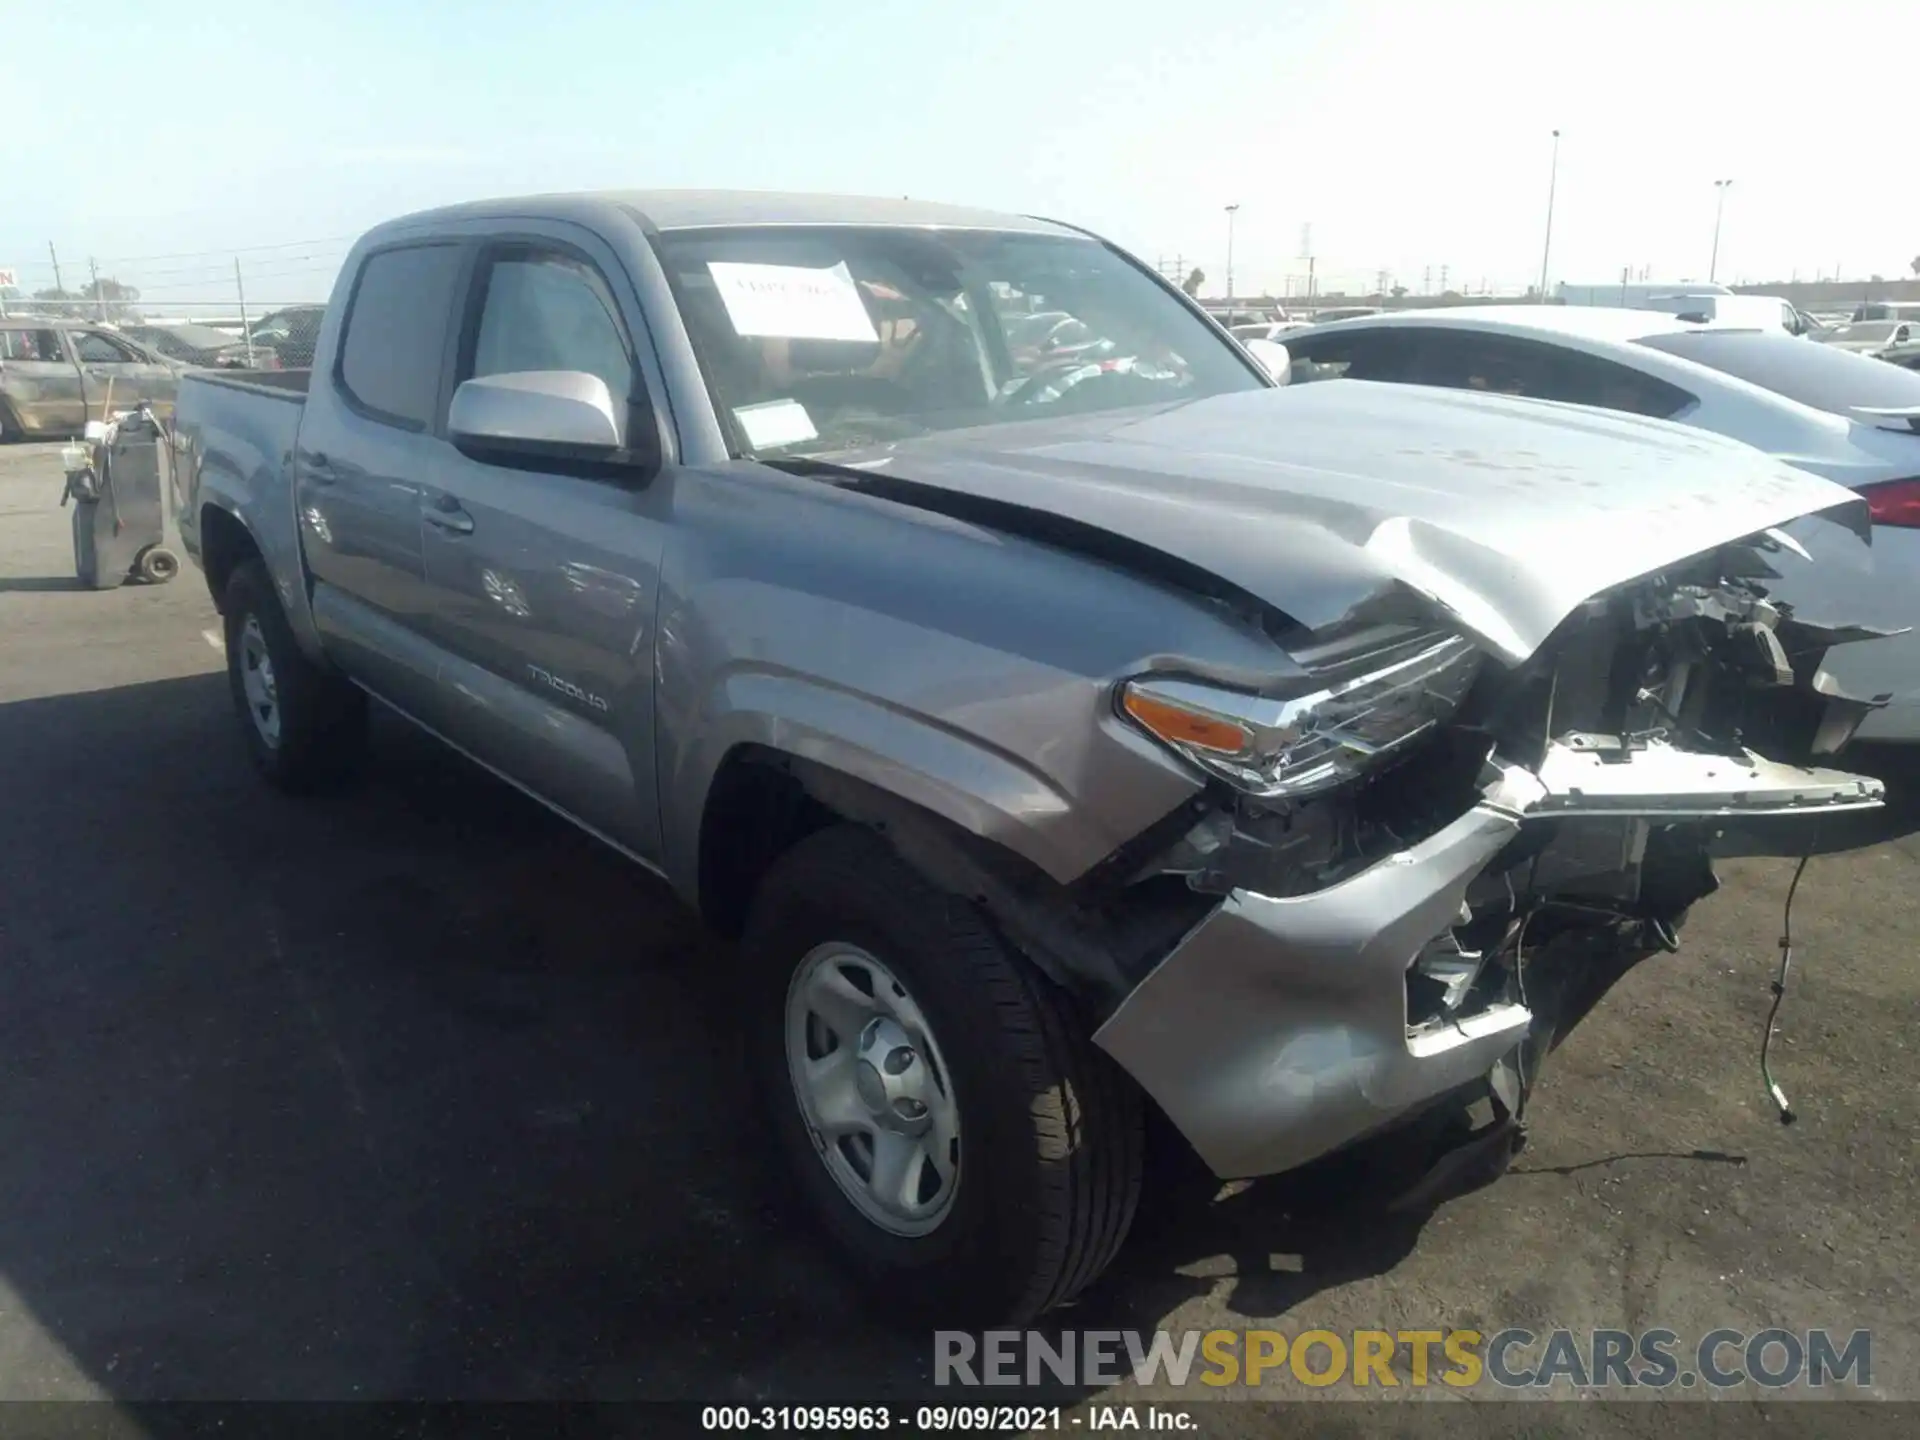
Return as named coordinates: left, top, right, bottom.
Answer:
left=1091, top=521, right=1891, bottom=1188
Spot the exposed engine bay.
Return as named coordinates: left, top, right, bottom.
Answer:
left=1137, top=537, right=1885, bottom=1021
left=1087, top=527, right=1891, bottom=1180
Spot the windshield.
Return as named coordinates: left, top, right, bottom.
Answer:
left=1636, top=329, right=1920, bottom=415
left=650, top=226, right=1264, bottom=457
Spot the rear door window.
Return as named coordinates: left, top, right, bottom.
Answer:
left=1399, top=332, right=1693, bottom=418
left=1638, top=329, right=1920, bottom=416
left=337, top=244, right=464, bottom=429
left=1280, top=327, right=1421, bottom=383
left=0, top=327, right=65, bottom=362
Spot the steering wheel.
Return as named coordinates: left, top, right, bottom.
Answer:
left=998, top=358, right=1106, bottom=409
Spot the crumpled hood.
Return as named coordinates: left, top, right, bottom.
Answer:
left=839, top=381, right=1869, bottom=663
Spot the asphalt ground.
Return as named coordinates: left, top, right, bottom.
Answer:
left=1, top=440, right=1915, bottom=1434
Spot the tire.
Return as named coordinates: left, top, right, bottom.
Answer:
left=135, top=546, right=180, bottom=584
left=222, top=559, right=367, bottom=793
left=744, top=825, right=1143, bottom=1327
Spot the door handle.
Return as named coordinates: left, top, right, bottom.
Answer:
left=303, top=451, right=335, bottom=485
left=424, top=499, right=475, bottom=535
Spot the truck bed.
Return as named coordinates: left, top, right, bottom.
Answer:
left=173, top=367, right=312, bottom=604
left=187, top=367, right=312, bottom=400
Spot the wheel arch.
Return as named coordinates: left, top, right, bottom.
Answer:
left=198, top=500, right=260, bottom=613
left=692, top=739, right=1202, bottom=1010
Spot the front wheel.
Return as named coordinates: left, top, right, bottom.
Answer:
left=745, top=825, right=1143, bottom=1326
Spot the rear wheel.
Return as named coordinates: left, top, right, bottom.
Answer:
left=222, top=559, right=367, bottom=792
left=745, top=825, right=1143, bottom=1326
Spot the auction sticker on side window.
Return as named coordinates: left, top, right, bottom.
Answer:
left=709, top=260, right=879, bottom=342
left=732, top=398, right=818, bottom=451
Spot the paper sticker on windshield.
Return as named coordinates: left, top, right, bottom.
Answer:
left=709, top=261, right=879, bottom=343
left=733, top=398, right=818, bottom=451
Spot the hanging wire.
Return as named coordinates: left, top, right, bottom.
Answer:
left=1761, top=851, right=1813, bottom=1125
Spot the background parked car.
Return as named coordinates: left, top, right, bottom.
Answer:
left=1230, top=320, right=1309, bottom=344
left=1637, top=293, right=1822, bottom=336
left=1819, top=319, right=1918, bottom=356
left=1275, top=305, right=1920, bottom=744
left=245, top=306, right=325, bottom=368
left=121, top=322, right=261, bottom=370
left=1201, top=305, right=1275, bottom=328
left=1878, top=341, right=1920, bottom=372
left=1853, top=301, right=1920, bottom=324
left=0, top=319, right=178, bottom=439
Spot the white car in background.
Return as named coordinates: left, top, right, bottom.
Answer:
left=1277, top=306, right=1920, bottom=743
left=1230, top=320, right=1309, bottom=344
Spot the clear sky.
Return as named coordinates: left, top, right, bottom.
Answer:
left=2, top=0, right=1911, bottom=307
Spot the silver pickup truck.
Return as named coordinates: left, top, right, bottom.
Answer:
left=174, top=190, right=1893, bottom=1327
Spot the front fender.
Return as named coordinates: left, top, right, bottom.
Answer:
left=661, top=667, right=1158, bottom=907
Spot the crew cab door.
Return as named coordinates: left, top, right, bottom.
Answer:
left=293, top=241, right=465, bottom=721
left=70, top=327, right=178, bottom=420
left=412, top=232, right=671, bottom=861
left=0, top=325, right=85, bottom=434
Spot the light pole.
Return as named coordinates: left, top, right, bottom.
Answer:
left=1709, top=179, right=1733, bottom=282
left=1537, top=129, right=1560, bottom=298
left=1224, top=203, right=1240, bottom=302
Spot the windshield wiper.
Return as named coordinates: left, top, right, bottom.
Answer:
left=761, top=454, right=894, bottom=486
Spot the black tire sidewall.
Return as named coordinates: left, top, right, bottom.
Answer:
left=745, top=832, right=1060, bottom=1322
left=223, top=564, right=291, bottom=780
left=221, top=560, right=363, bottom=790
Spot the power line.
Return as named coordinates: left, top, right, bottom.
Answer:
left=91, top=234, right=358, bottom=265
left=135, top=262, right=343, bottom=295
left=99, top=249, right=349, bottom=282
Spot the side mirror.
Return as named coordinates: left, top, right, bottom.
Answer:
left=1244, top=338, right=1291, bottom=384
left=448, top=370, right=628, bottom=459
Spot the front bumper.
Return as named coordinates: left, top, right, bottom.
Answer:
left=1092, top=743, right=1882, bottom=1181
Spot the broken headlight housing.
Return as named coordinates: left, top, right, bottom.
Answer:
left=1119, top=634, right=1483, bottom=800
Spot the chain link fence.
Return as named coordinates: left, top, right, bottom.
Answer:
left=0, top=296, right=326, bottom=371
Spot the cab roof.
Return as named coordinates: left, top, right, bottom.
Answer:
left=1297, top=304, right=1759, bottom=343
left=378, top=189, right=1081, bottom=240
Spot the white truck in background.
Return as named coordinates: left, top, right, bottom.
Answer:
left=1556, top=282, right=1819, bottom=336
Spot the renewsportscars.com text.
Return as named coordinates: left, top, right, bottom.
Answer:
left=935, top=1327, right=1873, bottom=1391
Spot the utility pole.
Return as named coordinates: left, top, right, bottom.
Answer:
left=48, top=242, right=65, bottom=294
left=1423, top=265, right=1432, bottom=296
left=89, top=257, right=103, bottom=319
left=1224, top=204, right=1241, bottom=302
left=1439, top=264, right=1450, bottom=292
left=1537, top=129, right=1561, bottom=298
left=1708, top=179, right=1733, bottom=283
left=235, top=259, right=255, bottom=367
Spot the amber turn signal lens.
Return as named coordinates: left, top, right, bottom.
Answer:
left=1122, top=689, right=1252, bottom=755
